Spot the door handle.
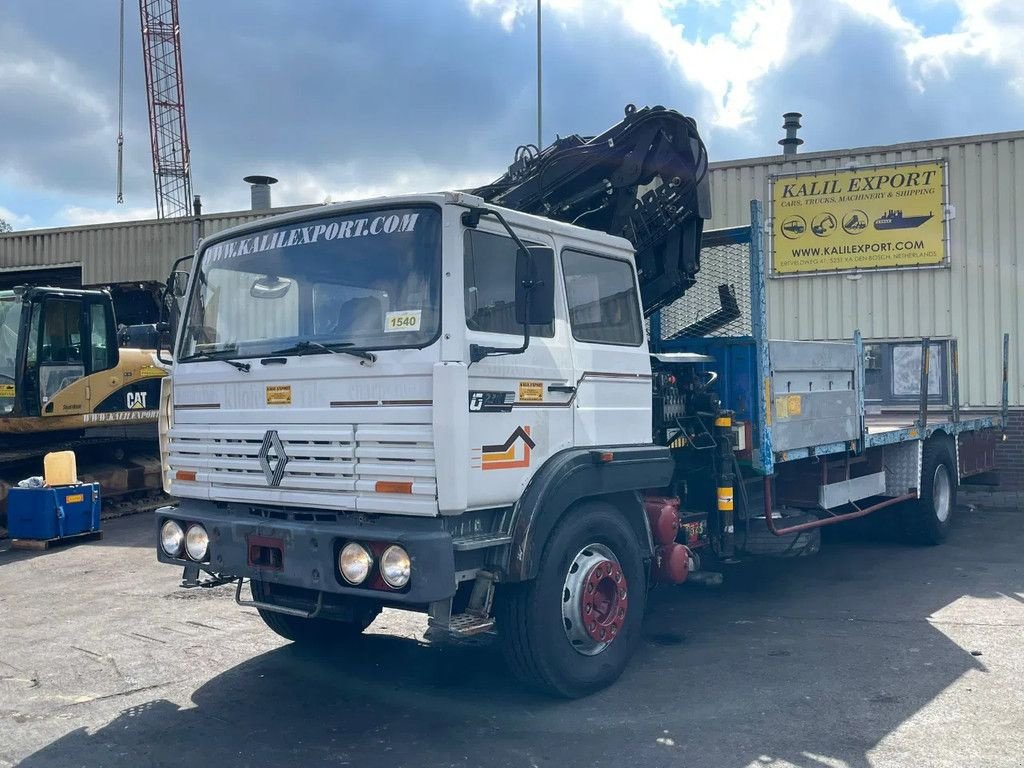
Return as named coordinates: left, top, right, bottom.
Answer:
left=548, top=384, right=576, bottom=394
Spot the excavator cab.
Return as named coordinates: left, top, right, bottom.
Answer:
left=0, top=287, right=120, bottom=419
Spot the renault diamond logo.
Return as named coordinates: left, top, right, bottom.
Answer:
left=258, top=430, right=289, bottom=487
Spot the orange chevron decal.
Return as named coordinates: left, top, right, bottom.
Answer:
left=481, top=426, right=534, bottom=470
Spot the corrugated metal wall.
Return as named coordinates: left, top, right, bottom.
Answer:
left=0, top=206, right=308, bottom=286
left=707, top=130, right=1024, bottom=408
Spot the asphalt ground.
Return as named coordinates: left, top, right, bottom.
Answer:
left=1, top=502, right=1022, bottom=768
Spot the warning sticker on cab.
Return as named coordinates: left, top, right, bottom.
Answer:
left=385, top=310, right=421, bottom=333
left=0, top=383, right=14, bottom=398
left=518, top=381, right=544, bottom=402
left=266, top=385, right=292, bottom=405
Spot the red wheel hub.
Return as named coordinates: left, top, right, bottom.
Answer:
left=579, top=559, right=628, bottom=643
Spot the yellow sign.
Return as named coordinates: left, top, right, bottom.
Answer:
left=518, top=381, right=544, bottom=402
left=771, top=161, right=946, bottom=274
left=65, top=493, right=85, bottom=504
left=266, top=385, right=292, bottom=405
left=0, top=383, right=14, bottom=398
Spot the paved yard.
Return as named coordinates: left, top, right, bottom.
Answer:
left=1, top=502, right=1023, bottom=768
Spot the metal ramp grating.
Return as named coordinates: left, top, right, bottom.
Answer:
left=651, top=232, right=753, bottom=341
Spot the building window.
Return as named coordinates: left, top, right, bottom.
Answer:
left=561, top=249, right=643, bottom=346
left=864, top=340, right=948, bottom=405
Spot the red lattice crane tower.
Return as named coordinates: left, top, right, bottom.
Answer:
left=139, top=0, right=192, bottom=219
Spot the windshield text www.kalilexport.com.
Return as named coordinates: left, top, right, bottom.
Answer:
left=205, top=212, right=421, bottom=263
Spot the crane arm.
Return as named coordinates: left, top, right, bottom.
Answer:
left=471, top=104, right=712, bottom=316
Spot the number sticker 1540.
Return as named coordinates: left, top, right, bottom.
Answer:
left=384, top=310, right=422, bottom=332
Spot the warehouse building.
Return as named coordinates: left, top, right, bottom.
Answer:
left=2, top=130, right=1022, bottom=482
left=706, top=125, right=1023, bottom=486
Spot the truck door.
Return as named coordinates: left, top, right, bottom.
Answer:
left=463, top=228, right=575, bottom=509
left=561, top=248, right=652, bottom=446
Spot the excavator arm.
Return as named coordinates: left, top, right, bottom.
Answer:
left=472, top=104, right=712, bottom=316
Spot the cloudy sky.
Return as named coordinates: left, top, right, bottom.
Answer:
left=1, top=0, right=1021, bottom=230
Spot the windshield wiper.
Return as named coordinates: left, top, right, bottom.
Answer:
left=271, top=340, right=377, bottom=365
left=185, top=351, right=251, bottom=372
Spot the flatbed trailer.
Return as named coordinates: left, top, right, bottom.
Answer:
left=650, top=200, right=1005, bottom=546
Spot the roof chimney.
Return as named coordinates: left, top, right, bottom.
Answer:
left=778, top=112, right=803, bottom=156
left=243, top=175, right=278, bottom=211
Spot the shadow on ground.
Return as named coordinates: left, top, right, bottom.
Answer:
left=14, top=504, right=1024, bottom=768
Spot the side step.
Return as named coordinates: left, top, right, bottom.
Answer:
left=426, top=572, right=497, bottom=639
left=447, top=613, right=496, bottom=636
left=451, top=532, right=512, bottom=551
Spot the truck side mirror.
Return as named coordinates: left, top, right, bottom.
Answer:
left=515, top=246, right=555, bottom=326
left=169, top=271, right=189, bottom=298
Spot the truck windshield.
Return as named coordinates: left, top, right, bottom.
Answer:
left=179, top=206, right=441, bottom=361
left=0, top=292, right=21, bottom=411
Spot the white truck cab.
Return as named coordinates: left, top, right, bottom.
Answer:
left=157, top=192, right=675, bottom=696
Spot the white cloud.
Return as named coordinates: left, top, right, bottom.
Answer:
left=0, top=205, right=34, bottom=230
left=55, top=205, right=157, bottom=228
left=469, top=0, right=1024, bottom=140
left=266, top=163, right=500, bottom=210
left=469, top=0, right=798, bottom=130
left=906, top=0, right=1024, bottom=91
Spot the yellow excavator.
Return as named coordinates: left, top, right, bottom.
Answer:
left=0, top=284, right=169, bottom=527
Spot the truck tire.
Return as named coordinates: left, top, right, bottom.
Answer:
left=250, top=580, right=379, bottom=645
left=899, top=438, right=957, bottom=545
left=496, top=500, right=646, bottom=698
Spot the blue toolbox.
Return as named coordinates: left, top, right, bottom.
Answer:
left=7, top=483, right=102, bottom=544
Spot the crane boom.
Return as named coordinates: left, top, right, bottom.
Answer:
left=473, top=104, right=712, bottom=316
left=139, top=0, right=192, bottom=219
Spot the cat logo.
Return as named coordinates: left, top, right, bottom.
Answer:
left=481, top=426, right=535, bottom=471
left=127, top=391, right=148, bottom=410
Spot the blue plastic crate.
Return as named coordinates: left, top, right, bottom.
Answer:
left=7, top=483, right=101, bottom=541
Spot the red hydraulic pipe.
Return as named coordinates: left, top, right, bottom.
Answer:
left=761, top=476, right=916, bottom=537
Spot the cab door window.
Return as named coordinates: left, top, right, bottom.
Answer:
left=561, top=250, right=643, bottom=345
left=464, top=230, right=554, bottom=337
left=88, top=301, right=114, bottom=372
left=40, top=299, right=82, bottom=364
left=37, top=299, right=85, bottom=405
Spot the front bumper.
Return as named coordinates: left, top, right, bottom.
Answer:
left=155, top=500, right=457, bottom=604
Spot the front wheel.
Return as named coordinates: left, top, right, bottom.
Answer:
left=250, top=580, right=380, bottom=645
left=496, top=500, right=647, bottom=698
left=899, top=438, right=957, bottom=545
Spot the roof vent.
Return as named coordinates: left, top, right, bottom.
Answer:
left=243, top=175, right=278, bottom=211
left=778, top=113, right=803, bottom=156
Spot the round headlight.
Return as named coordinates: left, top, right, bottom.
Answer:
left=380, top=545, right=411, bottom=588
left=338, top=542, right=373, bottom=585
left=160, top=520, right=184, bottom=557
left=185, top=524, right=209, bottom=562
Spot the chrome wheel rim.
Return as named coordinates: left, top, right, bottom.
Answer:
left=933, top=463, right=952, bottom=523
left=561, top=543, right=628, bottom=657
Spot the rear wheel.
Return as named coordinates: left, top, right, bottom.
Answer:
left=250, top=579, right=380, bottom=645
left=900, top=438, right=957, bottom=545
left=496, top=500, right=647, bottom=698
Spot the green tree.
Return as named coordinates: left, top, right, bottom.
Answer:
left=0, top=218, right=12, bottom=234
